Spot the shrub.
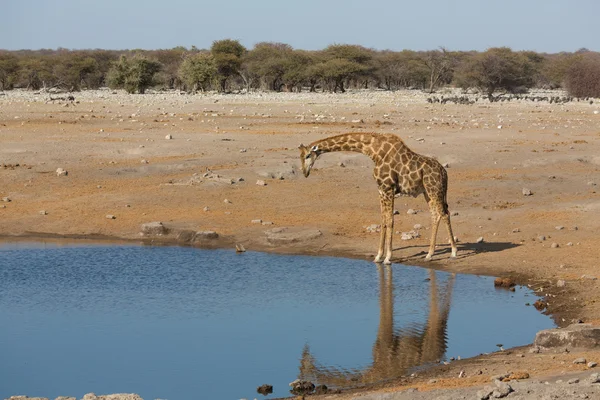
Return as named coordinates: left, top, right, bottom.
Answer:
left=564, top=54, right=600, bottom=98
left=178, top=53, right=216, bottom=92
left=107, top=55, right=162, bottom=94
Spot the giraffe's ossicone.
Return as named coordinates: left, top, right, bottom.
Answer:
left=299, top=132, right=458, bottom=264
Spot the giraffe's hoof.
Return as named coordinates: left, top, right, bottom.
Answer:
left=383, top=259, right=392, bottom=265
left=373, top=257, right=383, bottom=263
left=451, top=251, right=458, bottom=258
left=425, top=254, right=433, bottom=261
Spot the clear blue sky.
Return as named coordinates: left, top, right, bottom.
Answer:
left=1, top=0, right=597, bottom=53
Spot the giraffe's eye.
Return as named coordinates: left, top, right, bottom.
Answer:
left=305, top=154, right=311, bottom=159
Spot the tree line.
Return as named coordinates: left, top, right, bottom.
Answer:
left=1, top=40, right=599, bottom=98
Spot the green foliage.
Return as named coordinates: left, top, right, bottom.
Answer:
left=421, top=48, right=458, bottom=93
left=17, top=57, right=53, bottom=90
left=454, top=47, right=536, bottom=98
left=211, top=39, right=246, bottom=91
left=375, top=50, right=428, bottom=90
left=318, top=44, right=374, bottom=92
left=564, top=53, right=600, bottom=98
left=52, top=52, right=99, bottom=90
left=107, top=55, right=162, bottom=94
left=178, top=52, right=217, bottom=92
left=0, top=53, right=19, bottom=90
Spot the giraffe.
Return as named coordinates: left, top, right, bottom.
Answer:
left=299, top=132, right=457, bottom=264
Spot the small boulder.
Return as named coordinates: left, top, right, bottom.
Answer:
left=574, top=357, right=587, bottom=364
left=194, top=231, right=219, bottom=240
left=256, top=384, right=273, bottom=396
left=56, top=168, right=68, bottom=176
left=522, top=188, right=532, bottom=196
left=141, top=221, right=167, bottom=236
left=535, top=324, right=600, bottom=350
left=105, top=214, right=116, bottom=219
left=407, top=208, right=417, bottom=215
left=289, top=379, right=315, bottom=396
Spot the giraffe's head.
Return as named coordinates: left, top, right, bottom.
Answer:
left=298, top=143, right=319, bottom=177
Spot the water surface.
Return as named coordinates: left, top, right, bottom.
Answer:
left=0, top=242, right=553, bottom=399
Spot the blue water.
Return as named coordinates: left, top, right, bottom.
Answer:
left=0, top=241, right=554, bottom=400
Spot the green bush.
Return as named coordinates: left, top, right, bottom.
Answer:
left=107, top=55, right=162, bottom=94
left=178, top=53, right=216, bottom=92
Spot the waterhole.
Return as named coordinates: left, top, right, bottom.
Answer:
left=0, top=241, right=553, bottom=399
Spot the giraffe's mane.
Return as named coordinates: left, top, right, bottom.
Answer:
left=312, top=132, right=407, bottom=146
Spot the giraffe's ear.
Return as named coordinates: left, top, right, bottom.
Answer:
left=298, top=143, right=305, bottom=149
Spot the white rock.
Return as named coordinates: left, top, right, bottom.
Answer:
left=165, top=134, right=172, bottom=140
left=256, top=180, right=267, bottom=186
left=56, top=168, right=68, bottom=176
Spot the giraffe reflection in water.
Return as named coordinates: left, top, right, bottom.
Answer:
left=299, top=266, right=456, bottom=387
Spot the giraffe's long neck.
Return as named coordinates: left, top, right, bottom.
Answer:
left=309, top=133, right=377, bottom=160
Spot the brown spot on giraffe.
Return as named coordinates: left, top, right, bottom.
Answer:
left=298, top=133, right=457, bottom=264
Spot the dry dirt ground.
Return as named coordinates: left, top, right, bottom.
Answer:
left=1, top=89, right=600, bottom=398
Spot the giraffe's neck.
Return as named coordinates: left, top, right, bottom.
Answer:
left=309, top=133, right=378, bottom=160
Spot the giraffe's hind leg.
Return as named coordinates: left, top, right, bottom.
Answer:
left=443, top=213, right=458, bottom=257
left=426, top=207, right=442, bottom=260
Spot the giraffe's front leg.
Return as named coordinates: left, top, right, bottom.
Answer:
left=375, top=189, right=394, bottom=265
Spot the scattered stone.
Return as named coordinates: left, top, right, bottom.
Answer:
left=451, top=211, right=459, bottom=216
left=568, top=378, right=580, bottom=384
left=534, top=300, right=547, bottom=311
left=529, top=346, right=541, bottom=354
left=366, top=224, right=380, bottom=233
left=105, top=214, right=116, bottom=219
left=567, top=242, right=574, bottom=246
left=56, top=167, right=68, bottom=176
left=393, top=209, right=400, bottom=215
left=39, top=210, right=47, bottom=215
left=223, top=199, right=232, bottom=204
left=551, top=242, right=559, bottom=248
left=476, top=236, right=484, bottom=243
left=459, top=370, right=465, bottom=378
left=141, top=221, right=167, bottom=235
left=538, top=235, right=546, bottom=241
left=203, top=206, right=209, bottom=212
left=261, top=221, right=273, bottom=225
left=535, top=324, right=600, bottom=350
left=407, top=208, right=417, bottom=215
left=494, top=277, right=516, bottom=288
left=574, top=358, right=587, bottom=364
left=256, top=384, right=273, bottom=396
left=140, top=159, right=148, bottom=164
left=428, top=379, right=438, bottom=384
left=265, top=227, right=322, bottom=245
left=256, top=179, right=267, bottom=186
left=194, top=231, right=219, bottom=240
left=400, top=230, right=420, bottom=240
left=492, top=379, right=514, bottom=398
left=581, top=275, right=598, bottom=280
left=522, top=188, right=533, bottom=196
left=413, top=223, right=422, bottom=229
left=176, top=230, right=196, bottom=243
left=235, top=243, right=246, bottom=253
left=314, top=384, right=328, bottom=395
left=165, top=134, right=172, bottom=139
left=589, top=373, right=600, bottom=383
left=588, top=361, right=597, bottom=368
left=81, top=394, right=142, bottom=400
left=512, top=228, right=520, bottom=233
left=251, top=219, right=262, bottom=224
left=557, top=280, right=566, bottom=287
left=289, top=379, right=315, bottom=396
left=2, top=196, right=11, bottom=202
left=555, top=226, right=564, bottom=230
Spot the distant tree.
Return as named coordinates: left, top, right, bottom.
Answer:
left=540, top=52, right=580, bottom=89
left=107, top=55, right=162, bottom=94
left=243, top=42, right=292, bottom=91
left=319, top=44, right=374, bottom=92
left=454, top=47, right=536, bottom=99
left=0, top=53, right=19, bottom=90
left=421, top=47, right=457, bottom=93
left=52, top=52, right=99, bottom=90
left=153, top=47, right=187, bottom=89
left=564, top=53, right=600, bottom=98
left=17, top=57, right=53, bottom=90
left=178, top=52, right=216, bottom=92
left=281, top=50, right=315, bottom=91
left=210, top=39, right=246, bottom=92
left=375, top=50, right=428, bottom=90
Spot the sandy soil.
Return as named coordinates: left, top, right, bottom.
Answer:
left=1, top=89, right=600, bottom=397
